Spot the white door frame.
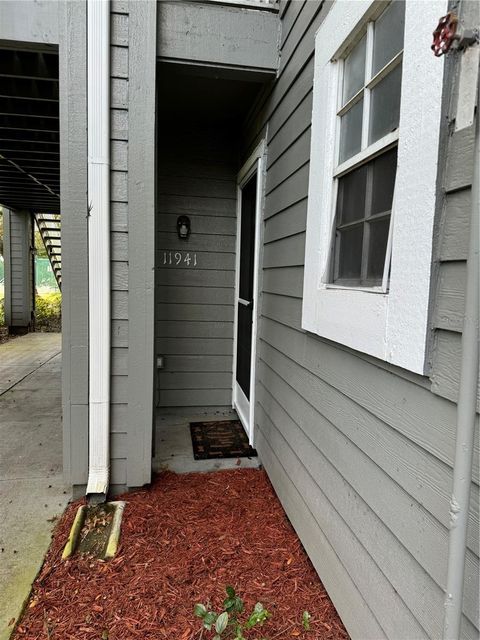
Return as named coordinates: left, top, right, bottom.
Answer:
left=232, top=140, right=266, bottom=445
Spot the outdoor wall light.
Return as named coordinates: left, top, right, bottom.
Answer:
left=177, top=215, right=191, bottom=240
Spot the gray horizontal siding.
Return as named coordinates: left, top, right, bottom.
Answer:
left=243, top=0, right=479, bottom=637
left=156, top=338, right=233, bottom=356
left=155, top=354, right=232, bottom=371
left=109, top=3, right=129, bottom=477
left=156, top=125, right=237, bottom=409
left=430, top=2, right=479, bottom=421
left=432, top=133, right=479, bottom=409
left=431, top=330, right=480, bottom=412
left=5, top=211, right=32, bottom=327
left=156, top=321, right=233, bottom=339
left=159, top=193, right=236, bottom=217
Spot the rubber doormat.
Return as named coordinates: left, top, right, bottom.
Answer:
left=190, top=420, right=258, bottom=460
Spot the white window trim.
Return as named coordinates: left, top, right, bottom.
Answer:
left=302, top=0, right=447, bottom=375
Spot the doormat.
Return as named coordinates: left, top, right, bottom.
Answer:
left=190, top=420, right=258, bottom=460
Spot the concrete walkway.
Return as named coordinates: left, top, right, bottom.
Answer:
left=0, top=333, right=69, bottom=640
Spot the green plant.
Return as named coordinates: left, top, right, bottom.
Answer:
left=194, top=586, right=271, bottom=639
left=302, top=611, right=311, bottom=631
left=35, top=291, right=61, bottom=331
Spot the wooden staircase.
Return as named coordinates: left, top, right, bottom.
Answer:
left=35, top=213, right=62, bottom=289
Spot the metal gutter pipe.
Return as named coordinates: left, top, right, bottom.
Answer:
left=443, top=50, right=480, bottom=639
left=86, top=0, right=111, bottom=499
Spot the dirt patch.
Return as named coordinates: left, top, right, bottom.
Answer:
left=13, top=470, right=349, bottom=640
left=0, top=325, right=12, bottom=344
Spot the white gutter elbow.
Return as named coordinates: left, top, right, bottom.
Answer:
left=86, top=0, right=111, bottom=499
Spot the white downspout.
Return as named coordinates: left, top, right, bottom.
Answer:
left=86, top=0, right=111, bottom=498
left=442, top=50, right=480, bottom=639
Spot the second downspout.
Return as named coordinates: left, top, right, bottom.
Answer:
left=442, top=45, right=480, bottom=639
left=86, top=0, right=111, bottom=500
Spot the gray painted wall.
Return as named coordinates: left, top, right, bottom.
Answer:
left=157, top=1, right=279, bottom=74
left=126, top=0, right=156, bottom=488
left=62, top=0, right=157, bottom=494
left=241, top=1, right=479, bottom=638
left=156, top=125, right=237, bottom=410
left=62, top=0, right=133, bottom=493
left=59, top=0, right=89, bottom=490
left=55, top=0, right=479, bottom=635
left=109, top=0, right=130, bottom=490
left=2, top=209, right=33, bottom=329
left=0, top=0, right=58, bottom=45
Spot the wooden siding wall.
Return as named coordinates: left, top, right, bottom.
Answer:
left=109, top=0, right=129, bottom=489
left=242, top=1, right=479, bottom=638
left=155, top=126, right=237, bottom=409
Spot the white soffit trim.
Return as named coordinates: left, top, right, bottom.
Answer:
left=86, top=0, right=111, bottom=496
left=302, top=0, right=447, bottom=375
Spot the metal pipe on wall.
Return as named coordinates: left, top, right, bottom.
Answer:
left=443, top=48, right=480, bottom=640
left=86, top=0, right=111, bottom=499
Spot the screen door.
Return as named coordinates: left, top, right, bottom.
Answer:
left=233, top=170, right=259, bottom=441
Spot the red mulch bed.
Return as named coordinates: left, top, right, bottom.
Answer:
left=13, top=469, right=349, bottom=640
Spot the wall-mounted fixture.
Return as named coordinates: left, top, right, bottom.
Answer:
left=177, top=215, right=191, bottom=240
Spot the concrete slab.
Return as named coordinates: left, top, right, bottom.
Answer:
left=153, top=410, right=261, bottom=474
left=0, top=333, right=61, bottom=394
left=0, top=333, right=69, bottom=640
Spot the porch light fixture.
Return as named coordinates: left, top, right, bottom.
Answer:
left=177, top=215, right=191, bottom=239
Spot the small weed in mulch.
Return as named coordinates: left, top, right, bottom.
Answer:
left=13, top=469, right=349, bottom=640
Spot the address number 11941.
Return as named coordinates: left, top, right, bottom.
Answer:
left=162, top=251, right=198, bottom=267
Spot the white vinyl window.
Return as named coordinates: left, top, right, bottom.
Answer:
left=302, top=0, right=447, bottom=374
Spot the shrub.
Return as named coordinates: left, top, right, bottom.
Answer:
left=35, top=291, right=61, bottom=332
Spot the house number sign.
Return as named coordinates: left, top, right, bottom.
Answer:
left=162, top=251, right=198, bottom=267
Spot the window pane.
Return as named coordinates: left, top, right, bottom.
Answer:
left=367, top=217, right=390, bottom=282
left=335, top=225, right=363, bottom=282
left=336, top=163, right=367, bottom=224
left=373, top=1, right=405, bottom=75
left=343, top=35, right=366, bottom=104
left=369, top=64, right=402, bottom=144
left=371, top=147, right=397, bottom=216
left=339, top=99, right=363, bottom=163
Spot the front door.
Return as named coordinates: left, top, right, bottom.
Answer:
left=233, top=143, right=264, bottom=443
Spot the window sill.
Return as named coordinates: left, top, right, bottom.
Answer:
left=196, top=0, right=279, bottom=11
left=325, top=283, right=387, bottom=294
